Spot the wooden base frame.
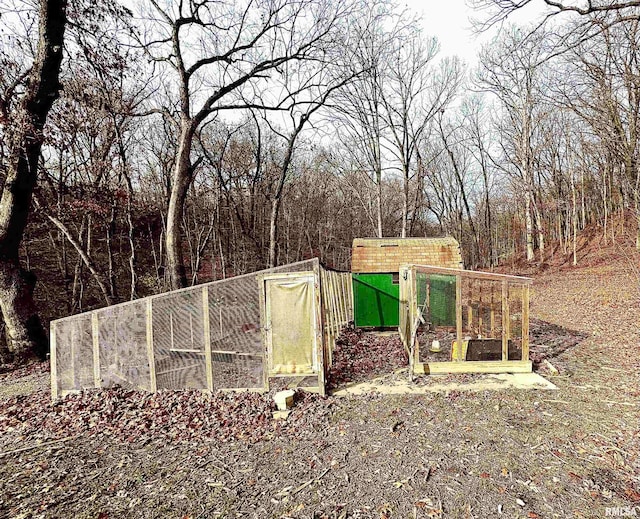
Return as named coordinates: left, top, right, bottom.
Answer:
left=415, top=360, right=532, bottom=375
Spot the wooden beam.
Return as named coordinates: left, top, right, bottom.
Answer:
left=202, top=286, right=214, bottom=391
left=415, top=360, right=532, bottom=375
left=521, top=284, right=530, bottom=362
left=501, top=281, right=510, bottom=361
left=91, top=312, right=101, bottom=388
left=411, top=264, right=533, bottom=284
left=146, top=298, right=157, bottom=392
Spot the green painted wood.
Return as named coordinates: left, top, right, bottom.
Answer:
left=352, top=273, right=400, bottom=328
left=353, top=272, right=456, bottom=329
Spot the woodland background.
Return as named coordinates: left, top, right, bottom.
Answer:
left=1, top=0, right=640, bottom=361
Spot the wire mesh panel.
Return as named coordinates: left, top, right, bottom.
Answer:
left=208, top=274, right=263, bottom=389
left=51, top=258, right=323, bottom=397
left=96, top=301, right=152, bottom=391
left=413, top=271, right=457, bottom=364
left=508, top=284, right=524, bottom=360
left=320, top=269, right=352, bottom=366
left=54, top=315, right=93, bottom=394
left=400, top=264, right=532, bottom=375
left=153, top=290, right=207, bottom=390
left=208, top=259, right=319, bottom=389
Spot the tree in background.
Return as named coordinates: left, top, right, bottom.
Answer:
left=0, top=0, right=67, bottom=362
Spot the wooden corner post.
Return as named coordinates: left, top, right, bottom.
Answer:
left=50, top=322, right=58, bottom=401
left=521, top=283, right=530, bottom=361
left=202, top=286, right=214, bottom=391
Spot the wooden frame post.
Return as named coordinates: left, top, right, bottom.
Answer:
left=146, top=298, right=157, bottom=392
left=467, top=279, right=473, bottom=335
left=455, top=273, right=463, bottom=361
left=257, top=274, right=270, bottom=392
left=91, top=312, right=101, bottom=388
left=202, top=286, right=214, bottom=391
left=478, top=281, right=483, bottom=338
left=501, top=280, right=510, bottom=361
left=50, top=322, right=58, bottom=401
left=313, top=266, right=326, bottom=396
left=490, top=285, right=496, bottom=338
left=521, top=283, right=530, bottom=361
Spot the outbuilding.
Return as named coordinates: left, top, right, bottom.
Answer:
left=351, top=237, right=463, bottom=328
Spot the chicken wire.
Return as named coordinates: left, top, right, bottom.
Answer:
left=400, top=265, right=532, bottom=368
left=51, top=259, right=322, bottom=398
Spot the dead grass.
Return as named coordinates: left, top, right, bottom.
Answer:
left=0, top=258, right=638, bottom=519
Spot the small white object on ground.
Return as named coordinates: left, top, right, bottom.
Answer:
left=274, top=389, right=295, bottom=410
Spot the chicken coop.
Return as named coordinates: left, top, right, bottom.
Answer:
left=351, top=237, right=463, bottom=328
left=50, top=259, right=352, bottom=399
left=399, top=264, right=533, bottom=376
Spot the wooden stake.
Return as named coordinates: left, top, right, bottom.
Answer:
left=202, top=286, right=214, bottom=391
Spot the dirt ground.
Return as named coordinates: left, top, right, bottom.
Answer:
left=0, top=260, right=639, bottom=519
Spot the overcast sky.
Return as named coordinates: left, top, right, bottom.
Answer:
left=406, top=0, right=547, bottom=64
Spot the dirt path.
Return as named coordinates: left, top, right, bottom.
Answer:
left=0, top=262, right=638, bottom=519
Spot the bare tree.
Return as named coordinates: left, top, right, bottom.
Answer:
left=0, top=0, right=66, bottom=361
left=476, top=27, right=550, bottom=262
left=381, top=35, right=461, bottom=237
left=136, top=0, right=361, bottom=289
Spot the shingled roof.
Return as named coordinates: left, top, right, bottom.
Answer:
left=351, top=237, right=463, bottom=273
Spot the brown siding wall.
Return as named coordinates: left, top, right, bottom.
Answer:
left=351, top=237, right=463, bottom=273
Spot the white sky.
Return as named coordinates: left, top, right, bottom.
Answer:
left=403, top=0, right=548, bottom=65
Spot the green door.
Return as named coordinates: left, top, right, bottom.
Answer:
left=353, top=273, right=400, bottom=328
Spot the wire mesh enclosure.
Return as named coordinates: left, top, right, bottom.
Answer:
left=51, top=259, right=352, bottom=399
left=399, top=264, right=532, bottom=376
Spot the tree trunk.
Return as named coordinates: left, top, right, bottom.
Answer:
left=268, top=200, right=280, bottom=268
left=525, top=190, right=535, bottom=262
left=0, top=0, right=67, bottom=362
left=376, top=164, right=383, bottom=238
left=165, top=119, right=195, bottom=290
left=401, top=166, right=409, bottom=238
